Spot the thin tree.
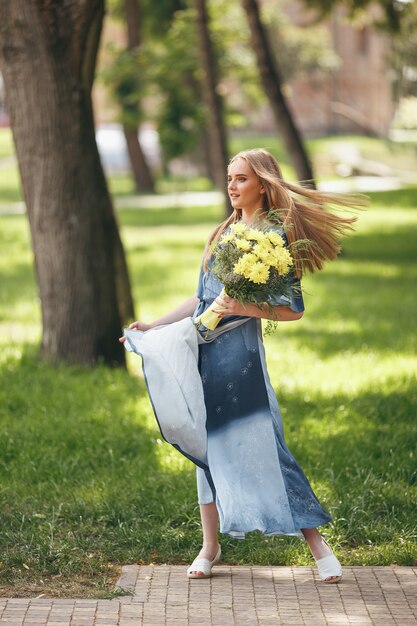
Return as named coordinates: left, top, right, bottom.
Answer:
left=304, top=0, right=403, bottom=32
left=122, top=0, right=154, bottom=192
left=242, top=0, right=316, bottom=185
left=0, top=0, right=135, bottom=366
left=195, top=0, right=232, bottom=214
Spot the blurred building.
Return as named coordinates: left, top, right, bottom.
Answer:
left=93, top=19, right=124, bottom=125
left=94, top=4, right=394, bottom=139
left=1, top=4, right=395, bottom=140
left=284, top=3, right=394, bottom=137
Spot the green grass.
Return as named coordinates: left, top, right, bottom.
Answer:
left=0, top=167, right=22, bottom=204
left=0, top=186, right=416, bottom=598
left=2, top=128, right=417, bottom=204
left=0, top=127, right=15, bottom=160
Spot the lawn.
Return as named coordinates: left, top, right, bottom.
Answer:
left=0, top=187, right=416, bottom=598
left=2, top=127, right=417, bottom=202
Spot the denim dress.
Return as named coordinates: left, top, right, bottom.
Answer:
left=192, top=255, right=332, bottom=538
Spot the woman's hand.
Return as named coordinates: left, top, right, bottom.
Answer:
left=213, top=293, right=250, bottom=318
left=119, top=321, right=152, bottom=343
left=213, top=294, right=303, bottom=322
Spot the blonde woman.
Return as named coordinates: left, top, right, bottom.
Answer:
left=121, top=149, right=361, bottom=583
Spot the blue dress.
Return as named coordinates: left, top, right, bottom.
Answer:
left=192, top=254, right=332, bottom=539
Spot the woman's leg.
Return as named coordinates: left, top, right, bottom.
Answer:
left=301, top=527, right=341, bottom=582
left=188, top=502, right=220, bottom=576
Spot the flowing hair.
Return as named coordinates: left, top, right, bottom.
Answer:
left=203, top=148, right=366, bottom=277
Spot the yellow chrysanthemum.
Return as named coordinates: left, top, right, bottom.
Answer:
left=230, top=222, right=247, bottom=235
left=235, top=238, right=252, bottom=252
left=244, top=228, right=264, bottom=242
left=220, top=233, right=235, bottom=244
left=252, top=242, right=273, bottom=265
left=271, top=247, right=293, bottom=275
left=233, top=253, right=257, bottom=279
left=259, top=232, right=273, bottom=245
left=248, top=262, right=270, bottom=284
left=266, top=230, right=285, bottom=247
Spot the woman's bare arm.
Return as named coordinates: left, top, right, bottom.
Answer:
left=119, top=295, right=199, bottom=342
left=147, top=295, right=199, bottom=327
left=213, top=294, right=303, bottom=322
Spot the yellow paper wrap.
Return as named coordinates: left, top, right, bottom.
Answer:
left=194, top=288, right=227, bottom=331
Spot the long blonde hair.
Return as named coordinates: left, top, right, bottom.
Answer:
left=203, top=148, right=366, bottom=277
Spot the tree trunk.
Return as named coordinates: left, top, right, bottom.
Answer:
left=242, top=0, right=316, bottom=186
left=123, top=124, right=155, bottom=191
left=0, top=0, right=135, bottom=366
left=123, top=0, right=154, bottom=193
left=195, top=0, right=232, bottom=215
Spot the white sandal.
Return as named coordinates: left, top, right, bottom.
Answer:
left=315, top=540, right=342, bottom=583
left=187, top=545, right=221, bottom=579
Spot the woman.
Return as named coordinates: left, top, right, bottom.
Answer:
left=121, top=149, right=360, bottom=583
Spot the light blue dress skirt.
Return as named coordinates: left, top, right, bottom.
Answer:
left=192, top=259, right=332, bottom=538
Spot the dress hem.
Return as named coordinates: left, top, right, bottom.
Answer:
left=224, top=529, right=305, bottom=540
left=221, top=516, right=332, bottom=540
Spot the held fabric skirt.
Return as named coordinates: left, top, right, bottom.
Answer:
left=193, top=261, right=332, bottom=538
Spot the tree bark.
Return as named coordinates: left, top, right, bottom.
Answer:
left=0, top=0, right=135, bottom=366
left=122, top=0, right=154, bottom=192
left=123, top=124, right=155, bottom=191
left=242, top=0, right=316, bottom=185
left=195, top=0, right=232, bottom=215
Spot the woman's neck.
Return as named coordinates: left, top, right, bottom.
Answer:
left=240, top=207, right=266, bottom=224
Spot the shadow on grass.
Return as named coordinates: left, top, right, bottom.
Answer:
left=148, top=374, right=417, bottom=566
left=0, top=186, right=22, bottom=204
left=367, top=186, right=417, bottom=208
left=1, top=194, right=416, bottom=583
left=0, top=347, right=416, bottom=580
left=290, top=269, right=415, bottom=357
left=0, top=348, right=197, bottom=578
left=129, top=239, right=206, bottom=255
left=0, top=262, right=37, bottom=317
left=294, top=220, right=417, bottom=357
left=279, top=376, right=417, bottom=556
left=119, top=205, right=222, bottom=228
left=345, top=223, right=417, bottom=265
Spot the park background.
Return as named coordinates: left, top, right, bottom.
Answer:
left=0, top=0, right=416, bottom=599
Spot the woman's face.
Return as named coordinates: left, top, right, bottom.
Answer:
left=227, top=158, right=264, bottom=215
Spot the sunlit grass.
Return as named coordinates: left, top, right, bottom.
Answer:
left=311, top=134, right=417, bottom=172
left=0, top=186, right=416, bottom=597
left=0, top=166, right=22, bottom=204
left=2, top=128, right=417, bottom=206
left=0, top=127, right=14, bottom=159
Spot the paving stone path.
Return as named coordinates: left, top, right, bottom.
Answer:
left=0, top=566, right=416, bottom=626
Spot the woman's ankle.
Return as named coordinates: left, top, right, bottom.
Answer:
left=200, top=541, right=220, bottom=559
left=301, top=528, right=333, bottom=561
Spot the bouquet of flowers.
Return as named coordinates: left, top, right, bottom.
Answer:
left=194, top=220, right=303, bottom=331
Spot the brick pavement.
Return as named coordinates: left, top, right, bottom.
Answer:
left=0, top=566, right=416, bottom=626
